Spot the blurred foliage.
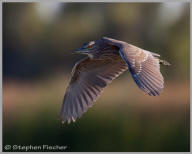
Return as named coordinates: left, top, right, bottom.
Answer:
left=3, top=2, right=190, bottom=80
left=3, top=2, right=190, bottom=152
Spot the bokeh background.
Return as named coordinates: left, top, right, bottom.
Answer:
left=3, top=2, right=190, bottom=152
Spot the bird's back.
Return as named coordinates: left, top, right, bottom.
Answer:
left=91, top=38, right=120, bottom=59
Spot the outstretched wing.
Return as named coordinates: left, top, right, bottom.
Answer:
left=119, top=44, right=164, bottom=96
left=60, top=56, right=128, bottom=123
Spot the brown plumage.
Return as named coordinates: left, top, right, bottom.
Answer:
left=60, top=37, right=170, bottom=123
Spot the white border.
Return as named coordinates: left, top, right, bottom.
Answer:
left=0, top=1, right=191, bottom=153
left=0, top=0, right=191, bottom=2
left=0, top=2, right=2, bottom=154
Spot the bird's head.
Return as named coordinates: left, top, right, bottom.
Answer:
left=72, top=41, right=95, bottom=55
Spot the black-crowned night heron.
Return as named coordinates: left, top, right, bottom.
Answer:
left=60, top=37, right=170, bottom=124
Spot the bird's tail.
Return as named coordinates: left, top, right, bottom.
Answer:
left=150, top=52, right=171, bottom=66
left=159, top=59, right=171, bottom=66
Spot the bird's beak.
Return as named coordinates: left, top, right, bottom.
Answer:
left=72, top=47, right=88, bottom=54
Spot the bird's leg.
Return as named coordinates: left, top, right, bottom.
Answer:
left=159, top=59, right=171, bottom=66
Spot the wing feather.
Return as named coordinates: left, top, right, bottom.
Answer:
left=119, top=44, right=164, bottom=96
left=60, top=56, right=128, bottom=123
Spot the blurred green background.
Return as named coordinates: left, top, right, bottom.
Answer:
left=3, top=2, right=190, bottom=152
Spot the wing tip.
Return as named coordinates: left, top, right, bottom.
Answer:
left=59, top=115, right=77, bottom=124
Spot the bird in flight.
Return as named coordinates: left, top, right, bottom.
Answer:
left=60, top=37, right=170, bottom=124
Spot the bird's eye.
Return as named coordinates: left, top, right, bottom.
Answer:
left=88, top=41, right=95, bottom=46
